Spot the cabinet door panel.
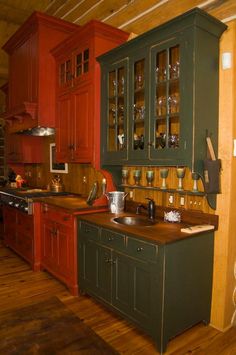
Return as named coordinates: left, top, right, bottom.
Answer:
left=57, top=224, right=74, bottom=278
left=112, top=251, right=131, bottom=314
left=101, top=60, right=128, bottom=164
left=79, top=239, right=112, bottom=302
left=73, top=82, right=93, bottom=162
left=56, top=94, right=72, bottom=162
left=9, top=39, right=31, bottom=109
left=42, top=219, right=58, bottom=269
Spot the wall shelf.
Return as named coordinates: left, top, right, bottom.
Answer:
left=120, top=184, right=206, bottom=196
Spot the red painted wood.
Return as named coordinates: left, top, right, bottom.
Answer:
left=2, top=12, right=78, bottom=131
left=40, top=204, right=78, bottom=296
left=5, top=132, right=44, bottom=164
left=52, top=20, right=129, bottom=168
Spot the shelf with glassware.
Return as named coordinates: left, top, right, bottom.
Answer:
left=120, top=167, right=205, bottom=196
left=98, top=8, right=227, bottom=205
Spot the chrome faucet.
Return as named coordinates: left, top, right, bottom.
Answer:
left=136, top=198, right=156, bottom=220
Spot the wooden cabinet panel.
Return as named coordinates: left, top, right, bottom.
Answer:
left=98, top=8, right=227, bottom=176
left=52, top=20, right=129, bottom=167
left=78, top=218, right=214, bottom=353
left=3, top=206, right=34, bottom=264
left=1, top=12, right=78, bottom=132
left=40, top=204, right=78, bottom=295
left=5, top=132, right=44, bottom=163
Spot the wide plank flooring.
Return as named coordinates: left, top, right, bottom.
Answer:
left=0, top=240, right=235, bottom=354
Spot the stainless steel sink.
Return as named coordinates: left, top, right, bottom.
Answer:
left=112, top=216, right=156, bottom=227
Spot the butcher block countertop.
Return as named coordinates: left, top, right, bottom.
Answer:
left=77, top=212, right=216, bottom=245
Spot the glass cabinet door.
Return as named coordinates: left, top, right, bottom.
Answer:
left=105, top=61, right=127, bottom=160
left=129, top=55, right=147, bottom=160
left=150, top=41, right=182, bottom=161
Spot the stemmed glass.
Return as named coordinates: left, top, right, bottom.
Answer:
left=122, top=169, right=129, bottom=185
left=146, top=170, right=154, bottom=187
left=160, top=168, right=168, bottom=189
left=176, top=168, right=185, bottom=191
left=133, top=170, right=141, bottom=185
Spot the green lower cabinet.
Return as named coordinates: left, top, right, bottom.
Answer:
left=78, top=220, right=214, bottom=353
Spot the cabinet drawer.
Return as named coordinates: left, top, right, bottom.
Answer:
left=127, top=237, right=158, bottom=262
left=101, top=228, right=125, bottom=250
left=79, top=221, right=99, bottom=241
left=41, top=204, right=73, bottom=226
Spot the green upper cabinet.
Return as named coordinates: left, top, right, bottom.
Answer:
left=98, top=8, right=226, bottom=174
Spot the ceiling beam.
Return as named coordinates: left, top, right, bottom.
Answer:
left=0, top=3, right=32, bottom=25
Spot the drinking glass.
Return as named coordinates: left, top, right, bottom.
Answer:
left=122, top=169, right=129, bottom=185
left=160, top=168, right=169, bottom=189
left=176, top=168, right=185, bottom=191
left=146, top=170, right=154, bottom=187
left=133, top=170, right=141, bottom=185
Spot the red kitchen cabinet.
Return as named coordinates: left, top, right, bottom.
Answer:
left=3, top=206, right=34, bottom=265
left=41, top=204, right=78, bottom=295
left=52, top=20, right=129, bottom=168
left=56, top=81, right=93, bottom=162
left=1, top=12, right=78, bottom=133
left=5, top=132, right=44, bottom=163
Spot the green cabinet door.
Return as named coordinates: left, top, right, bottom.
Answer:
left=79, top=238, right=112, bottom=302
left=100, top=59, right=128, bottom=164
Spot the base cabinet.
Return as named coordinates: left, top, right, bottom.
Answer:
left=78, top=219, right=214, bottom=353
left=3, top=206, right=34, bottom=265
left=41, top=204, right=78, bottom=295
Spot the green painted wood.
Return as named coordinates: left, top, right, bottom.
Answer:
left=98, top=8, right=227, bottom=209
left=78, top=219, right=214, bottom=353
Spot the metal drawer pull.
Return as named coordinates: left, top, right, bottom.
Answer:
left=85, top=228, right=91, bottom=233
left=108, top=237, right=114, bottom=241
left=137, top=247, right=144, bottom=252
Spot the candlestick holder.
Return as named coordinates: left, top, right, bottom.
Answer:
left=146, top=170, right=154, bottom=187
left=160, top=168, right=169, bottom=189
left=176, top=167, right=185, bottom=191
left=191, top=172, right=200, bottom=192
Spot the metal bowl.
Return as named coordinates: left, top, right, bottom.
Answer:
left=112, top=216, right=156, bottom=227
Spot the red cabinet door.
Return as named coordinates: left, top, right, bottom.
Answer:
left=42, top=218, right=58, bottom=270
left=72, top=81, right=93, bottom=162
left=56, top=93, right=72, bottom=162
left=3, top=206, right=17, bottom=248
left=16, top=212, right=34, bottom=263
left=57, top=223, right=74, bottom=279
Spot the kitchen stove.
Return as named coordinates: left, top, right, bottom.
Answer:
left=0, top=188, right=71, bottom=214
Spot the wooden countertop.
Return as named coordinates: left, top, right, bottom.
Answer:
left=33, top=195, right=108, bottom=214
left=77, top=212, right=215, bottom=245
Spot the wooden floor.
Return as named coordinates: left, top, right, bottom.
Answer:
left=0, top=240, right=236, bottom=355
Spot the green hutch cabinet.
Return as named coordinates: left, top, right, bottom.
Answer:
left=98, top=8, right=226, bottom=175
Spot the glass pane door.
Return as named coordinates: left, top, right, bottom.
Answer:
left=155, top=45, right=180, bottom=150
left=107, top=66, right=126, bottom=152
left=132, top=58, right=145, bottom=153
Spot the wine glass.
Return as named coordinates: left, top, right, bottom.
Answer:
left=176, top=168, right=185, bottom=191
left=122, top=169, right=129, bottom=185
left=160, top=168, right=169, bottom=189
left=133, top=170, right=141, bottom=185
left=146, top=170, right=154, bottom=187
